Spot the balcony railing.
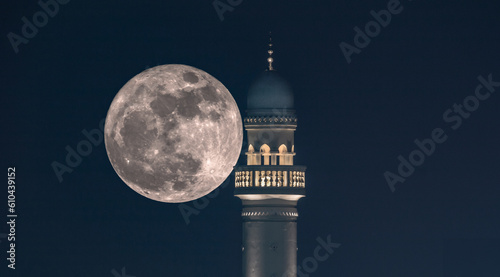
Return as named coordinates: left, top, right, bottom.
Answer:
left=234, top=165, right=306, bottom=189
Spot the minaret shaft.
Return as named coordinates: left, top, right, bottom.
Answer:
left=238, top=197, right=302, bottom=277
left=242, top=219, right=297, bottom=276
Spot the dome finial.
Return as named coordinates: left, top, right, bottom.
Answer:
left=267, top=31, right=274, bottom=71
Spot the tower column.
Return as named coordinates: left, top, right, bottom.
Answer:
left=239, top=197, right=301, bottom=277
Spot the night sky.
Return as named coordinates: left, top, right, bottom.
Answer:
left=1, top=0, right=500, bottom=276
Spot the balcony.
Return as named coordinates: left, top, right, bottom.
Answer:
left=234, top=165, right=306, bottom=195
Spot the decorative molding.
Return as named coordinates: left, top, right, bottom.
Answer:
left=242, top=211, right=299, bottom=217
left=244, top=115, right=297, bottom=124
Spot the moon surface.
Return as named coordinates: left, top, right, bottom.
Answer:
left=105, top=64, right=243, bottom=203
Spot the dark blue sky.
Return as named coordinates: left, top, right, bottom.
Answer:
left=1, top=0, right=500, bottom=276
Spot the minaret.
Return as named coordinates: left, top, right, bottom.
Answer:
left=235, top=34, right=306, bottom=277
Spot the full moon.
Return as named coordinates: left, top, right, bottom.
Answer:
left=104, top=64, right=243, bottom=203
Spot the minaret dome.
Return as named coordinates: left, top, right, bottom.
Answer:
left=247, top=70, right=294, bottom=110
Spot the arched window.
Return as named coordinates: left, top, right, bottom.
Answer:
left=278, top=144, right=287, bottom=154
left=260, top=144, right=271, bottom=165
left=260, top=144, right=270, bottom=153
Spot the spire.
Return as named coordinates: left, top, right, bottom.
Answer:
left=267, top=32, right=274, bottom=71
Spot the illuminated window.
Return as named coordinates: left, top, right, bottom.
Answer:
left=278, top=144, right=287, bottom=154
left=260, top=144, right=270, bottom=165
